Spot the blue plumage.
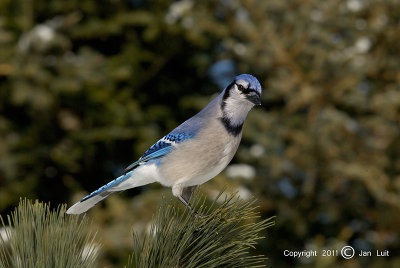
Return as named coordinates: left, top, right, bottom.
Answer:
left=141, top=140, right=172, bottom=159
left=141, top=133, right=193, bottom=159
left=235, top=74, right=262, bottom=95
left=164, top=133, right=193, bottom=142
left=123, top=132, right=194, bottom=173
left=81, top=171, right=133, bottom=202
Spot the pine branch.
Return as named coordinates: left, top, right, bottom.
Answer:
left=127, top=190, right=275, bottom=268
left=0, top=199, right=98, bottom=268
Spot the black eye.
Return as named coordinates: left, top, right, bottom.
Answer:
left=238, top=85, right=251, bottom=94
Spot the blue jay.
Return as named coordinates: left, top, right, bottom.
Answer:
left=66, top=74, right=262, bottom=214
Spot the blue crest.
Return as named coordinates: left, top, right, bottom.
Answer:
left=235, top=74, right=262, bottom=95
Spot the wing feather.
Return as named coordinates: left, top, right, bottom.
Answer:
left=123, top=133, right=193, bottom=173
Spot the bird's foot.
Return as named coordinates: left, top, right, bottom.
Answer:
left=193, top=210, right=208, bottom=219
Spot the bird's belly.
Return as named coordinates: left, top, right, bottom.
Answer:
left=157, top=138, right=237, bottom=187
left=181, top=153, right=232, bottom=186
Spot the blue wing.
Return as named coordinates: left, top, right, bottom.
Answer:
left=123, top=133, right=194, bottom=173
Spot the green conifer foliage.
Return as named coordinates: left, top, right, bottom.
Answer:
left=0, top=199, right=98, bottom=268
left=127, top=191, right=274, bottom=268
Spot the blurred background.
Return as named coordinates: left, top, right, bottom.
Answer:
left=1, top=0, right=400, bottom=267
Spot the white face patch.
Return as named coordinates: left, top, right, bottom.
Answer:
left=221, top=85, right=255, bottom=127
left=235, top=79, right=249, bottom=89
left=231, top=86, right=244, bottom=100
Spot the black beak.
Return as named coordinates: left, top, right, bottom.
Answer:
left=247, top=94, right=261, bottom=106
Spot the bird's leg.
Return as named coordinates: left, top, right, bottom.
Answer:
left=182, top=185, right=198, bottom=204
left=173, top=184, right=206, bottom=218
left=173, top=184, right=194, bottom=211
left=177, top=194, right=194, bottom=211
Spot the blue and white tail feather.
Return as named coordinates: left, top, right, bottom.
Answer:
left=66, top=171, right=134, bottom=214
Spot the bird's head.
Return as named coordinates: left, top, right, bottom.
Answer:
left=223, top=74, right=262, bottom=107
left=220, top=74, right=262, bottom=133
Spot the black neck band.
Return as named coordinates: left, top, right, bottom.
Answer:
left=220, top=117, right=243, bottom=136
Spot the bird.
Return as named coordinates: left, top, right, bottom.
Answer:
left=66, top=74, right=262, bottom=214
